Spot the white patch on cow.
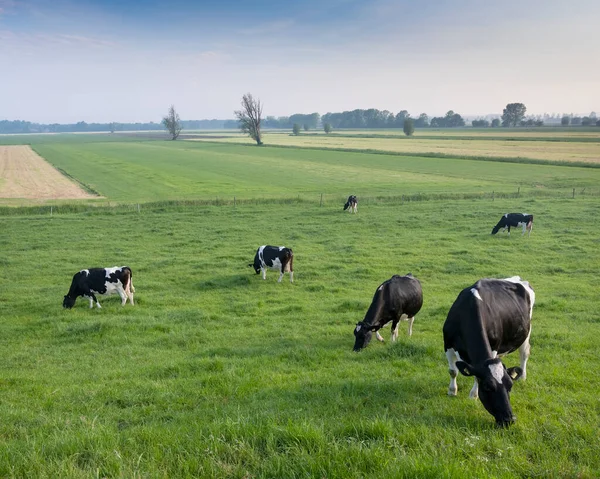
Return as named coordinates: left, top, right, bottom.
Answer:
left=81, top=269, right=89, bottom=276
left=471, top=288, right=483, bottom=302
left=377, top=284, right=384, bottom=291
left=355, top=325, right=362, bottom=332
left=376, top=331, right=384, bottom=342
left=270, top=257, right=283, bottom=271
left=489, top=361, right=504, bottom=384
left=278, top=246, right=285, bottom=251
left=504, top=213, right=509, bottom=218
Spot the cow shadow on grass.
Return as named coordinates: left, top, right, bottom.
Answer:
left=195, top=274, right=252, bottom=290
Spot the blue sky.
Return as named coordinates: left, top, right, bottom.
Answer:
left=1, top=0, right=598, bottom=123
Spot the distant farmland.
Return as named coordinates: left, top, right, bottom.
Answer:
left=0, top=137, right=594, bottom=206
left=188, top=130, right=600, bottom=164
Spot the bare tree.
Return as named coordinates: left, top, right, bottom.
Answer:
left=162, top=105, right=182, bottom=140
left=235, top=93, right=263, bottom=145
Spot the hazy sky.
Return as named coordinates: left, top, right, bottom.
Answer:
left=1, top=0, right=599, bottom=123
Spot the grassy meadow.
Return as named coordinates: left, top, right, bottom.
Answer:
left=1, top=132, right=600, bottom=477
left=0, top=136, right=597, bottom=206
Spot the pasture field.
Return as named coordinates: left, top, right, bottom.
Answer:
left=1, top=197, right=600, bottom=478
left=189, top=133, right=600, bottom=164
left=0, top=138, right=598, bottom=206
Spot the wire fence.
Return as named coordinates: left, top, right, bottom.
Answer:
left=0, top=187, right=598, bottom=217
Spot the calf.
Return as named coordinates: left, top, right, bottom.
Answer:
left=353, top=274, right=423, bottom=351
left=443, top=276, right=535, bottom=427
left=491, top=213, right=533, bottom=236
left=63, top=266, right=135, bottom=309
left=344, top=195, right=358, bottom=213
left=249, top=245, right=294, bottom=283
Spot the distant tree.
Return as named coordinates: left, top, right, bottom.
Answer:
left=293, top=123, right=301, bottom=135
left=472, top=119, right=490, bottom=127
left=571, top=116, right=582, bottom=126
left=414, top=113, right=429, bottom=128
left=303, top=123, right=309, bottom=131
left=235, top=93, right=263, bottom=145
left=581, top=117, right=593, bottom=126
left=491, top=119, right=501, bottom=127
left=395, top=110, right=410, bottom=127
left=324, top=123, right=332, bottom=134
left=502, top=103, right=527, bottom=127
left=561, top=116, right=570, bottom=126
left=403, top=118, right=415, bottom=136
left=596, top=119, right=600, bottom=127
left=535, top=120, right=544, bottom=127
left=109, top=122, right=116, bottom=133
left=590, top=112, right=597, bottom=120
left=162, top=105, right=182, bottom=140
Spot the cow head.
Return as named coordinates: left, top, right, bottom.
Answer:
left=353, top=322, right=375, bottom=352
left=456, top=358, right=523, bottom=427
left=63, top=295, right=76, bottom=309
left=248, top=262, right=261, bottom=275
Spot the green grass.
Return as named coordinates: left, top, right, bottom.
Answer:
left=11, top=140, right=600, bottom=204
left=1, top=197, right=599, bottom=477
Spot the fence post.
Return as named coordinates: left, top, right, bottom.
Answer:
left=401, top=195, right=404, bottom=204
left=517, top=187, right=520, bottom=197
left=50, top=206, right=53, bottom=216
left=492, top=191, right=494, bottom=202
left=572, top=188, right=575, bottom=199
left=320, top=193, right=323, bottom=207
left=137, top=204, right=140, bottom=213
left=234, top=196, right=236, bottom=208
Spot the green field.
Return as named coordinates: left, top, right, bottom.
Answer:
left=1, top=136, right=598, bottom=206
left=1, top=133, right=600, bottom=477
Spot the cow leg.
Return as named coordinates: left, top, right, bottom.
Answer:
left=446, top=349, right=459, bottom=396
left=507, top=226, right=511, bottom=236
left=289, top=271, right=294, bottom=283
left=519, top=334, right=531, bottom=380
left=261, top=267, right=266, bottom=280
left=407, top=316, right=415, bottom=337
left=88, top=292, right=101, bottom=309
left=116, top=284, right=127, bottom=306
left=391, top=320, right=400, bottom=342
left=277, top=268, right=284, bottom=283
left=376, top=331, right=385, bottom=342
left=126, top=278, right=135, bottom=305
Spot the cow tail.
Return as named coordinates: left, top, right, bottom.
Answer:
left=288, top=250, right=294, bottom=273
left=124, top=266, right=135, bottom=293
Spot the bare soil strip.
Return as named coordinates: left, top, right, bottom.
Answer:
left=0, top=145, right=98, bottom=199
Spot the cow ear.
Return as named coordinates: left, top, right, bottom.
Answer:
left=506, top=366, right=523, bottom=381
left=456, top=361, right=476, bottom=377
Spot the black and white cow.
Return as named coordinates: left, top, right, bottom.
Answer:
left=63, top=266, right=135, bottom=309
left=344, top=195, right=358, bottom=213
left=491, top=213, right=534, bottom=236
left=443, top=276, right=535, bottom=427
left=353, top=274, right=423, bottom=351
left=249, top=245, right=294, bottom=283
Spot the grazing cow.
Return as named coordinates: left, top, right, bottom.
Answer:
left=343, top=195, right=358, bottom=213
left=491, top=213, right=534, bottom=236
left=353, top=274, right=423, bottom=352
left=443, top=276, right=535, bottom=427
left=63, top=266, right=135, bottom=309
left=249, top=245, right=294, bottom=283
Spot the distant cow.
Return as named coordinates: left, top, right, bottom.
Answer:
left=443, top=276, right=535, bottom=427
left=353, top=274, right=423, bottom=352
left=491, top=213, right=533, bottom=236
left=63, top=266, right=135, bottom=309
left=249, top=245, right=294, bottom=283
left=344, top=195, right=358, bottom=213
